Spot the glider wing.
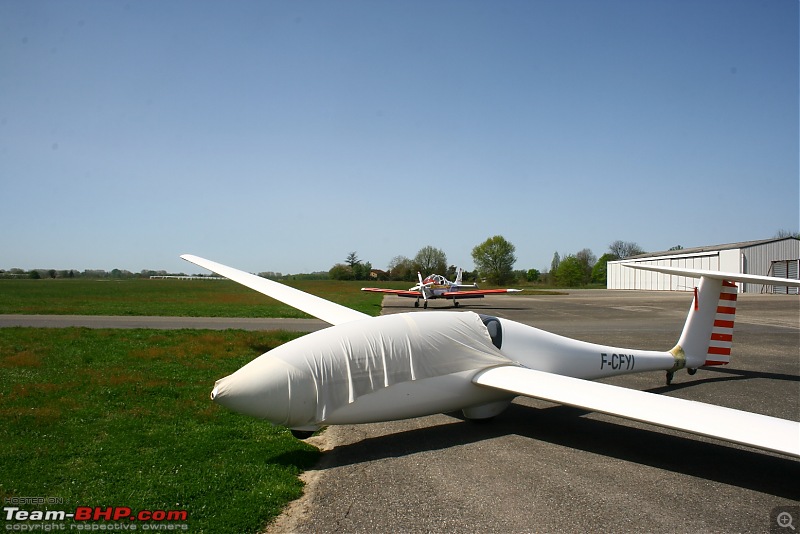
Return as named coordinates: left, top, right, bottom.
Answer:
left=626, top=264, right=800, bottom=287
left=181, top=254, right=369, bottom=326
left=474, top=365, right=800, bottom=458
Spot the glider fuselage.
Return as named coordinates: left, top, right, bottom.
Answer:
left=210, top=311, right=676, bottom=430
left=182, top=254, right=800, bottom=458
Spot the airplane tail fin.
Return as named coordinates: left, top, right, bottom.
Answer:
left=673, top=276, right=738, bottom=368
left=625, top=264, right=800, bottom=370
left=455, top=268, right=463, bottom=285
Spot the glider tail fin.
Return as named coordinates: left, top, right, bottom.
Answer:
left=672, top=276, right=738, bottom=369
left=625, top=262, right=800, bottom=371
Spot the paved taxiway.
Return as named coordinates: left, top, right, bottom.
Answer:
left=269, top=291, right=799, bottom=533
left=5, top=291, right=798, bottom=532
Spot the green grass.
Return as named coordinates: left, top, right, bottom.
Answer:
left=0, top=327, right=320, bottom=533
left=0, top=278, right=559, bottom=319
left=0, top=280, right=342, bottom=531
left=0, top=277, right=548, bottom=532
left=0, top=279, right=387, bottom=317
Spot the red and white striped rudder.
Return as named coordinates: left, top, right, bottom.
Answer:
left=705, top=280, right=738, bottom=365
left=672, top=276, right=738, bottom=369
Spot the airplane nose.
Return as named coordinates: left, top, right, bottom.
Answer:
left=210, top=356, right=315, bottom=427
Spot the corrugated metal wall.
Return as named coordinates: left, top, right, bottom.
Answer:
left=607, top=238, right=800, bottom=292
left=771, top=260, right=800, bottom=294
left=608, top=253, right=720, bottom=291
left=743, top=239, right=800, bottom=293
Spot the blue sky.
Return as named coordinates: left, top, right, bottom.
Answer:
left=1, top=0, right=797, bottom=275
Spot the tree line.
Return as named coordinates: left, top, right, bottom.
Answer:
left=547, top=240, right=647, bottom=287
left=9, top=231, right=795, bottom=285
left=328, top=237, right=520, bottom=285
left=328, top=236, right=650, bottom=287
left=0, top=240, right=683, bottom=286
left=0, top=268, right=189, bottom=280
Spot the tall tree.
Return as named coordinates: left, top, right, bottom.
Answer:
left=329, top=263, right=354, bottom=280
left=592, top=253, right=617, bottom=284
left=345, top=251, right=361, bottom=268
left=554, top=255, right=584, bottom=287
left=388, top=255, right=415, bottom=281
left=414, top=246, right=447, bottom=275
left=574, top=248, right=596, bottom=285
left=608, top=240, right=645, bottom=259
left=472, top=236, right=516, bottom=285
left=550, top=251, right=561, bottom=274
left=775, top=229, right=800, bottom=239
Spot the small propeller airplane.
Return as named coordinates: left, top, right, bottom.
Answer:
left=361, top=268, right=522, bottom=308
left=181, top=254, right=800, bottom=458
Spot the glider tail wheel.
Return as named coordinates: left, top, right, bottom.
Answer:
left=668, top=367, right=697, bottom=385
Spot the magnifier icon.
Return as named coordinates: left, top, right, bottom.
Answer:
left=778, top=512, right=796, bottom=530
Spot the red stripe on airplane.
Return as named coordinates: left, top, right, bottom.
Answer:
left=708, top=346, right=732, bottom=355
left=719, top=292, right=737, bottom=301
left=714, top=320, right=735, bottom=328
left=711, top=334, right=733, bottom=341
left=716, top=306, right=736, bottom=315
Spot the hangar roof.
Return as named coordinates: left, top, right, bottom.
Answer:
left=626, top=237, right=800, bottom=260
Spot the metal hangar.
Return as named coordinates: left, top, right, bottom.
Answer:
left=607, top=237, right=800, bottom=293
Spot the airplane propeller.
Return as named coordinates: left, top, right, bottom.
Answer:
left=417, top=272, right=429, bottom=308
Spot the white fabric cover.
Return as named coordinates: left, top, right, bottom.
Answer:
left=229, top=311, right=511, bottom=424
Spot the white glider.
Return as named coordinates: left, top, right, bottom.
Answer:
left=181, top=254, right=800, bottom=458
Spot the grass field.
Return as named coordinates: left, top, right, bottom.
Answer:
left=0, top=278, right=556, bottom=318
left=0, top=277, right=543, bottom=532
left=0, top=278, right=399, bottom=317
left=0, top=327, right=320, bottom=533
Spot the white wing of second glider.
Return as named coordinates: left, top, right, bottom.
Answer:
left=474, top=366, right=800, bottom=458
left=181, top=254, right=369, bottom=326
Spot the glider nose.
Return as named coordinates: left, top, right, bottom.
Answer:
left=210, top=357, right=314, bottom=427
